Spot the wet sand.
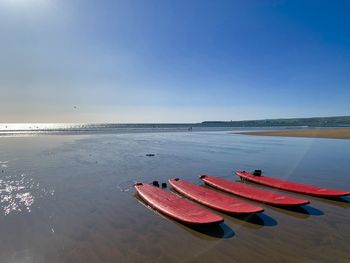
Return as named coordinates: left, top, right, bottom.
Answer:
left=237, top=128, right=350, bottom=139
left=0, top=133, right=350, bottom=262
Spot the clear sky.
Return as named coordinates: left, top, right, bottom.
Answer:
left=1, top=0, right=349, bottom=123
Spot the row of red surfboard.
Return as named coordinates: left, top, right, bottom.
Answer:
left=134, top=171, right=350, bottom=225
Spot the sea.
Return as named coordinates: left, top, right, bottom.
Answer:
left=0, top=123, right=311, bottom=136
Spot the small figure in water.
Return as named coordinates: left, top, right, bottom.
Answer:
left=188, top=126, right=192, bottom=131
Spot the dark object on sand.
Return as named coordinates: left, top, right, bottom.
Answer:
left=253, top=170, right=262, bottom=176
left=152, top=181, right=160, bottom=187
left=146, top=154, right=155, bottom=157
left=161, top=182, right=167, bottom=188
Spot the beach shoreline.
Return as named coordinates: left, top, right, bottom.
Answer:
left=236, top=128, right=350, bottom=139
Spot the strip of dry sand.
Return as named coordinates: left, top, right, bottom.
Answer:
left=237, top=128, right=350, bottom=139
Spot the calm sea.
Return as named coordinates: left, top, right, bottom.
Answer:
left=0, top=123, right=309, bottom=136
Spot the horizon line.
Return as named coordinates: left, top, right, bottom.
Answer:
left=1, top=115, right=349, bottom=125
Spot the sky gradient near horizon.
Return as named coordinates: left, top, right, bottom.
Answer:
left=1, top=0, right=350, bottom=123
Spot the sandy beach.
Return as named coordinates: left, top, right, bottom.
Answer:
left=237, top=128, right=350, bottom=139
left=1, top=131, right=350, bottom=262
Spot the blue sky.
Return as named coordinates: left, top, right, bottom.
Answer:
left=1, top=0, right=349, bottom=123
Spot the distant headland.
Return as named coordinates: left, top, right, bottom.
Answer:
left=201, top=116, right=350, bottom=127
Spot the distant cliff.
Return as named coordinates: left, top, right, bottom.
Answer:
left=201, top=116, right=350, bottom=127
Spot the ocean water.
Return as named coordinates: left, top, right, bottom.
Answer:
left=0, top=123, right=311, bottom=136
left=0, top=130, right=349, bottom=262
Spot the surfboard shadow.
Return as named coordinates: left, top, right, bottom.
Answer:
left=332, top=196, right=350, bottom=202
left=234, top=212, right=278, bottom=227
left=271, top=205, right=323, bottom=219
left=185, top=222, right=235, bottom=239
left=292, top=205, right=324, bottom=216
left=314, top=196, right=350, bottom=208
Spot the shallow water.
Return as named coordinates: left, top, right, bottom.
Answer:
left=0, top=132, right=349, bottom=262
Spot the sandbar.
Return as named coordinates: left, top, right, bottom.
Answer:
left=237, top=128, right=350, bottom=139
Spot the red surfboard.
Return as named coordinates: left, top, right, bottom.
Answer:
left=134, top=182, right=224, bottom=225
left=200, top=175, right=309, bottom=207
left=236, top=170, right=350, bottom=198
left=169, top=178, right=264, bottom=214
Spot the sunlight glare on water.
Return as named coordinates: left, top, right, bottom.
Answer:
left=0, top=161, right=55, bottom=216
left=0, top=173, right=35, bottom=215
left=0, top=123, right=76, bottom=131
